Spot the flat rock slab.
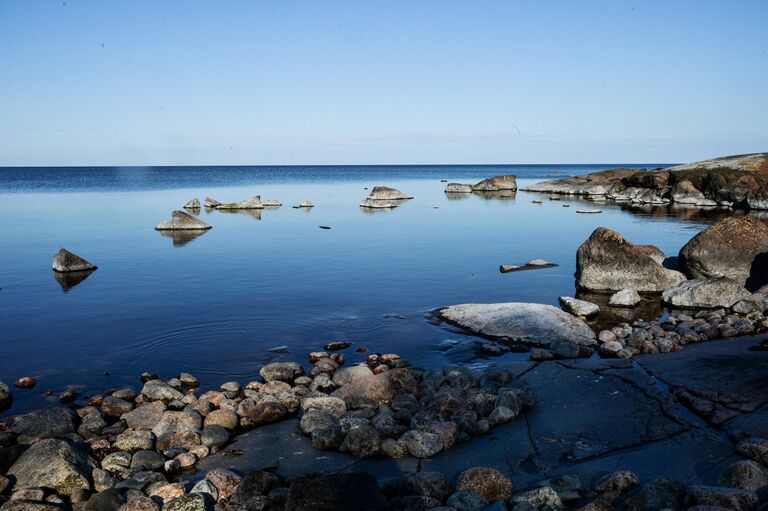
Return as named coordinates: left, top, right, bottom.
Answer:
left=439, top=302, right=597, bottom=347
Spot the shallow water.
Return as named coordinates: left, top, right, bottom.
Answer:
left=0, top=165, right=751, bottom=415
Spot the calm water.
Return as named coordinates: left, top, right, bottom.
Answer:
left=0, top=164, right=748, bottom=415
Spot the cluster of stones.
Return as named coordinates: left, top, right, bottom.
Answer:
left=297, top=355, right=535, bottom=459
left=444, top=175, right=518, bottom=195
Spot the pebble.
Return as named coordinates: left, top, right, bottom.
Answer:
left=15, top=377, right=37, bottom=389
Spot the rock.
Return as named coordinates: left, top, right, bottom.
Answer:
left=204, top=409, right=238, bottom=430
left=215, top=196, right=263, bottom=210
left=594, top=470, right=639, bottom=493
left=324, top=341, right=351, bottom=351
left=179, top=373, right=199, bottom=387
left=446, top=491, right=488, bottom=510
left=558, top=296, right=600, bottom=318
left=163, top=493, right=215, bottom=511
left=513, top=487, right=563, bottom=508
left=439, top=302, right=596, bottom=348
left=101, top=396, right=133, bottom=416
left=151, top=411, right=202, bottom=437
left=298, top=201, right=314, bottom=208
left=238, top=400, right=287, bottom=425
left=623, top=479, right=685, bottom=511
left=141, top=380, right=184, bottom=402
left=285, top=473, right=387, bottom=511
left=183, top=199, right=200, bottom=209
left=83, top=488, right=124, bottom=511
left=7, top=439, right=96, bottom=496
left=662, top=278, right=752, bottom=309
left=149, top=483, right=186, bottom=503
left=576, top=209, right=603, bottom=214
left=456, top=467, right=513, bottom=502
left=114, top=429, right=155, bottom=452
left=330, top=368, right=417, bottom=404
left=118, top=491, right=160, bottom=511
left=679, top=216, right=768, bottom=290
left=11, top=408, right=76, bottom=442
left=331, top=365, right=374, bottom=386
left=736, top=437, right=768, bottom=465
left=445, top=183, right=473, bottom=193
left=719, top=460, right=768, bottom=491
left=608, top=289, right=642, bottom=308
left=122, top=402, right=166, bottom=430
left=399, top=430, right=442, bottom=458
left=359, top=198, right=398, bottom=209
left=472, top=175, right=518, bottom=192
left=155, top=210, right=212, bottom=231
left=190, top=480, right=218, bottom=502
left=130, top=450, right=164, bottom=470
left=488, top=406, right=517, bottom=425
left=0, top=382, right=11, bottom=411
left=301, top=396, right=346, bottom=419
left=685, top=485, right=758, bottom=511
left=339, top=424, right=380, bottom=458
left=52, top=248, right=97, bottom=273
left=670, top=180, right=717, bottom=206
left=576, top=228, right=686, bottom=292
left=200, top=426, right=229, bottom=448
left=204, top=197, right=221, bottom=208
left=14, top=377, right=36, bottom=389
left=205, top=468, right=242, bottom=500
left=259, top=362, right=304, bottom=383
left=366, top=186, right=413, bottom=200
left=400, top=472, right=453, bottom=501
left=230, top=471, right=280, bottom=507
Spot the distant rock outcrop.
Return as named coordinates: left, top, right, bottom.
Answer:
left=204, top=197, right=222, bottom=208
left=155, top=210, right=212, bottom=231
left=216, top=196, right=263, bottom=209
left=472, top=175, right=517, bottom=192
left=444, top=183, right=473, bottom=193
left=359, top=198, right=398, bottom=209
left=52, top=249, right=97, bottom=273
left=184, top=198, right=201, bottom=209
left=678, top=216, right=768, bottom=291
left=576, top=228, right=686, bottom=293
left=366, top=186, right=413, bottom=200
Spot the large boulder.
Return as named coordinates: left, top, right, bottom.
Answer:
left=472, top=175, right=517, bottom=192
left=576, top=228, right=687, bottom=293
left=678, top=216, right=768, bottom=291
left=661, top=278, right=753, bottom=309
left=155, top=210, right=212, bottom=231
left=52, top=249, right=97, bottom=273
left=11, top=407, right=77, bottom=442
left=439, top=302, right=596, bottom=348
left=669, top=180, right=717, bottom=206
left=330, top=368, right=417, bottom=404
left=366, top=186, right=413, bottom=200
left=444, top=183, right=472, bottom=193
left=7, top=439, right=97, bottom=496
left=215, top=196, right=263, bottom=210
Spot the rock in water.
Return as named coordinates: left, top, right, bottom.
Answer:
left=366, top=186, right=413, bottom=200
left=7, top=438, right=97, bottom=496
left=439, top=302, right=597, bottom=348
left=0, top=381, right=11, bottom=411
left=184, top=198, right=201, bottom=209
left=204, top=197, right=222, bottom=208
left=155, top=210, right=212, bottom=231
left=670, top=180, right=717, bottom=206
left=444, top=183, right=473, bottom=193
left=472, top=175, right=518, bottom=192
left=558, top=296, right=600, bottom=318
left=576, top=227, right=687, bottom=293
left=608, top=289, right=642, bottom=307
left=52, top=249, right=97, bottom=273
left=298, top=201, right=314, bottom=208
left=215, top=196, right=263, bottom=209
left=678, top=216, right=768, bottom=291
left=662, top=277, right=753, bottom=309
left=359, top=198, right=398, bottom=209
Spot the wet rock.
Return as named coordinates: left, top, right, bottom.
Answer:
left=440, top=302, right=596, bottom=349
left=662, top=278, right=752, bottom=309
left=324, top=341, right=351, bottom=351
left=456, top=467, right=513, bottom=502
left=719, top=460, right=768, bottom=491
left=14, top=377, right=37, bottom=390
left=400, top=430, right=442, bottom=458
left=155, top=210, right=212, bottom=231
left=215, top=196, right=263, bottom=210
left=163, top=493, right=215, bottom=511
left=200, top=425, right=229, bottom=448
left=472, top=175, right=518, bottom=192
left=685, top=485, right=758, bottom=511
left=400, top=472, right=453, bottom=501
left=381, top=437, right=408, bottom=458
left=331, top=368, right=417, bottom=404
left=7, top=439, right=96, bottom=496
left=183, top=199, right=200, bottom=210
left=678, top=216, right=768, bottom=290
left=52, top=248, right=97, bottom=273
left=141, top=380, right=184, bottom=402
left=259, top=362, right=304, bottom=383
left=101, top=396, right=133, bottom=416
left=445, top=183, right=473, bottom=193
left=339, top=424, right=380, bottom=458
left=609, top=289, right=642, bottom=308
left=559, top=296, right=600, bottom=318
left=576, top=227, right=686, bottom=292
left=670, top=179, right=717, bottom=206
left=446, top=491, right=488, bottom=510
left=311, top=425, right=343, bottom=450
left=230, top=470, right=280, bottom=508
left=10, top=408, right=76, bottom=442
left=285, top=473, right=387, bottom=511
left=366, top=186, right=413, bottom=200
left=0, top=382, right=11, bottom=411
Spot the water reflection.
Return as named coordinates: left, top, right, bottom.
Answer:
left=185, top=207, right=201, bottom=216
left=214, top=208, right=262, bottom=220
left=576, top=291, right=666, bottom=331
left=53, top=269, right=97, bottom=292
left=157, top=229, right=209, bottom=247
left=444, top=192, right=471, bottom=201
left=473, top=190, right=517, bottom=201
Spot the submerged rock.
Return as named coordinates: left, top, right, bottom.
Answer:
left=298, top=201, right=314, bottom=208
left=52, top=248, right=97, bottom=273
left=576, top=227, right=687, bottom=293
left=678, top=216, right=768, bottom=291
left=155, top=210, right=212, bottom=231
left=359, top=198, right=398, bottom=209
left=662, top=277, right=753, bottom=309
left=261, top=199, right=282, bottom=207
left=472, top=175, right=517, bottom=192
left=558, top=296, right=600, bottom=318
left=444, top=183, right=473, bottom=193
left=366, top=186, right=413, bottom=200
left=609, top=289, right=642, bottom=308
left=184, top=199, right=201, bottom=209
left=439, top=302, right=596, bottom=349
left=215, top=196, right=263, bottom=210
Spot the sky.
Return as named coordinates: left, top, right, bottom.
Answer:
left=0, top=0, right=766, bottom=166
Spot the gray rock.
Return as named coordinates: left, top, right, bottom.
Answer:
left=446, top=492, right=488, bottom=511
left=594, top=470, right=639, bottom=493
left=0, top=382, right=11, bottom=411
left=141, top=380, right=184, bottom=402
left=183, top=199, right=200, bottom=210
left=190, top=480, right=218, bottom=502
left=359, top=198, right=398, bottom=209
left=670, top=180, right=717, bottom=206
left=52, top=248, right=97, bottom=273
left=609, top=289, right=642, bottom=307
left=114, top=430, right=155, bottom=452
left=624, top=479, right=685, bottom=511
left=10, top=408, right=76, bottom=443
left=456, top=467, right=514, bottom=502
left=331, top=365, right=374, bottom=386
left=686, top=485, right=758, bottom=511
left=339, top=424, right=380, bottom=457
left=719, top=460, right=768, bottom=491
left=151, top=411, right=202, bottom=437
left=400, top=430, right=442, bottom=458
left=130, top=450, right=165, bottom=471
left=215, top=196, right=263, bottom=210
left=330, top=368, right=417, bottom=404
left=299, top=410, right=338, bottom=435
left=558, top=296, right=600, bottom=318
left=83, top=488, right=124, bottom=511
left=230, top=471, right=280, bottom=506
left=155, top=210, right=212, bottom=231
left=439, top=302, right=597, bottom=348
left=259, top=362, right=304, bottom=383
left=122, top=402, right=166, bottom=430
left=366, top=186, right=413, bottom=200
left=300, top=396, right=346, bottom=419
left=310, top=425, right=343, bottom=450
left=400, top=472, right=453, bottom=501
left=736, top=437, right=768, bottom=465
left=445, top=183, right=473, bottom=193
left=576, top=227, right=686, bottom=292
left=200, top=426, right=229, bottom=448
left=7, top=439, right=97, bottom=496
left=204, top=197, right=221, bottom=208
left=662, top=278, right=752, bottom=309
left=163, top=493, right=215, bottom=511
left=512, top=486, right=563, bottom=507
left=472, top=175, right=517, bottom=191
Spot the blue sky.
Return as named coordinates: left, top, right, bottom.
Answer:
left=0, top=0, right=766, bottom=166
